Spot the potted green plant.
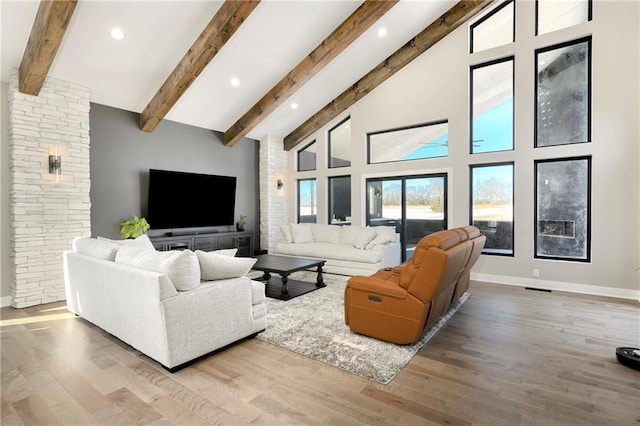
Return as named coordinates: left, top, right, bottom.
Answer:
left=120, top=215, right=150, bottom=239
left=236, top=215, right=247, bottom=232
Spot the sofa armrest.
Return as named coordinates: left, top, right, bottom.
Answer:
left=346, top=275, right=407, bottom=300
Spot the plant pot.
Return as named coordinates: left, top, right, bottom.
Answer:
left=236, top=223, right=245, bottom=232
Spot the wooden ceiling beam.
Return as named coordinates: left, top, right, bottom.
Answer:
left=19, top=0, right=78, bottom=96
left=140, top=0, right=260, bottom=132
left=224, top=0, right=398, bottom=147
left=283, top=0, right=495, bottom=151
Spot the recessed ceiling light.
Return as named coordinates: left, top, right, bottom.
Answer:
left=110, top=27, right=125, bottom=40
left=291, top=102, right=299, bottom=110
left=230, top=77, right=240, bottom=87
left=378, top=27, right=387, bottom=38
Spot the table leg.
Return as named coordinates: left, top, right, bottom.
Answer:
left=280, top=273, right=290, bottom=295
left=262, top=271, right=271, bottom=282
left=316, top=264, right=326, bottom=288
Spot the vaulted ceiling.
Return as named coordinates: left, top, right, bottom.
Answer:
left=1, top=0, right=493, bottom=150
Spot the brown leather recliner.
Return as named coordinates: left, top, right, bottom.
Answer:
left=344, top=226, right=486, bottom=344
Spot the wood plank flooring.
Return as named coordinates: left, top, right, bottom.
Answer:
left=2, top=281, right=639, bottom=425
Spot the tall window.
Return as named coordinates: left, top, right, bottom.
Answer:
left=297, top=140, right=316, bottom=171
left=366, top=174, right=447, bottom=261
left=536, top=0, right=592, bottom=35
left=535, top=37, right=591, bottom=147
left=471, top=57, right=514, bottom=154
left=297, top=179, right=317, bottom=223
left=470, top=163, right=514, bottom=256
left=535, top=157, right=591, bottom=261
left=470, top=0, right=515, bottom=53
left=328, top=176, right=351, bottom=225
left=367, top=120, right=448, bottom=164
left=328, top=116, right=351, bottom=168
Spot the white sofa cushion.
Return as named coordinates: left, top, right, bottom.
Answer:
left=310, top=224, right=342, bottom=243
left=195, top=251, right=257, bottom=281
left=339, top=226, right=362, bottom=245
left=98, top=234, right=156, bottom=251
left=291, top=224, right=314, bottom=243
left=353, top=227, right=377, bottom=249
left=72, top=237, right=121, bottom=261
left=116, top=247, right=201, bottom=291
left=366, top=226, right=398, bottom=249
left=275, top=242, right=382, bottom=264
left=280, top=224, right=293, bottom=243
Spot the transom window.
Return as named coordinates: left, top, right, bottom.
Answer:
left=536, top=0, right=592, bottom=35
left=367, top=120, right=448, bottom=164
left=328, top=117, right=351, bottom=168
left=470, top=0, right=515, bottom=53
left=297, top=140, right=316, bottom=172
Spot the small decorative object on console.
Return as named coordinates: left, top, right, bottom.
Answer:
left=120, top=215, right=150, bottom=239
left=236, top=215, right=247, bottom=231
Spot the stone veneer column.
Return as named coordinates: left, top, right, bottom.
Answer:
left=8, top=70, right=91, bottom=308
left=259, top=135, right=289, bottom=253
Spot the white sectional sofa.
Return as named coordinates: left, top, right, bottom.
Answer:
left=63, top=235, right=266, bottom=371
left=273, top=223, right=401, bottom=276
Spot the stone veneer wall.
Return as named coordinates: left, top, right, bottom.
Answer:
left=8, top=70, right=91, bottom=308
left=259, top=135, right=288, bottom=253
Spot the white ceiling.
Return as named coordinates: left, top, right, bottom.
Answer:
left=1, top=0, right=456, bottom=143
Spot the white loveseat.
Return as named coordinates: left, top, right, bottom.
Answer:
left=63, top=236, right=266, bottom=371
left=273, top=224, right=401, bottom=276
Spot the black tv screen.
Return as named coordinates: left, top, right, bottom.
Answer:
left=147, top=169, right=236, bottom=230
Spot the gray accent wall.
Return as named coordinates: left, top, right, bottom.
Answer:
left=89, top=103, right=259, bottom=246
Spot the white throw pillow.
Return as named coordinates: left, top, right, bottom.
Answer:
left=291, top=223, right=314, bottom=243
left=72, top=237, right=121, bottom=261
left=339, top=226, right=362, bottom=245
left=280, top=224, right=293, bottom=243
left=310, top=224, right=342, bottom=244
left=115, top=247, right=201, bottom=291
left=98, top=234, right=156, bottom=251
left=365, top=226, right=398, bottom=249
left=353, top=227, right=377, bottom=250
left=195, top=251, right=257, bottom=281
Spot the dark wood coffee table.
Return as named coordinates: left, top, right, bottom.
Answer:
left=252, top=254, right=326, bottom=300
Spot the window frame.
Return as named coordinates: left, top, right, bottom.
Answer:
left=366, top=119, right=449, bottom=165
left=296, top=178, right=317, bottom=224
left=469, top=56, right=515, bottom=154
left=534, top=156, right=592, bottom=262
left=535, top=0, right=592, bottom=36
left=534, top=36, right=592, bottom=148
left=328, top=175, right=351, bottom=225
left=328, top=116, right=351, bottom=169
left=469, top=161, right=515, bottom=257
left=469, top=0, right=515, bottom=54
left=297, top=140, right=317, bottom=172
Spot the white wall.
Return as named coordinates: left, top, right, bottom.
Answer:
left=288, top=1, right=640, bottom=299
left=1, top=82, right=10, bottom=306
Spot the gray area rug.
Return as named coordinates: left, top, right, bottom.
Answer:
left=250, top=271, right=469, bottom=384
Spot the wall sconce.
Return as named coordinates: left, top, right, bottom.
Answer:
left=276, top=178, right=284, bottom=191
left=49, top=151, right=61, bottom=184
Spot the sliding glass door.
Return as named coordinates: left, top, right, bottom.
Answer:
left=366, top=174, right=447, bottom=261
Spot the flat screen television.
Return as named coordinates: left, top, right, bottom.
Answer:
left=147, top=169, right=236, bottom=230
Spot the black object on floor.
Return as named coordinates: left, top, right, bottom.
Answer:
left=615, top=347, right=640, bottom=371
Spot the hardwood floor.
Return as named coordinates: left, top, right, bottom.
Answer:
left=2, top=281, right=639, bottom=425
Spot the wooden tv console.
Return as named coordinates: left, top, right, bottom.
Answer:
left=149, top=231, right=254, bottom=257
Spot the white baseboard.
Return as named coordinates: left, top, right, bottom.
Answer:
left=472, top=273, right=640, bottom=301
left=1, top=296, right=12, bottom=308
